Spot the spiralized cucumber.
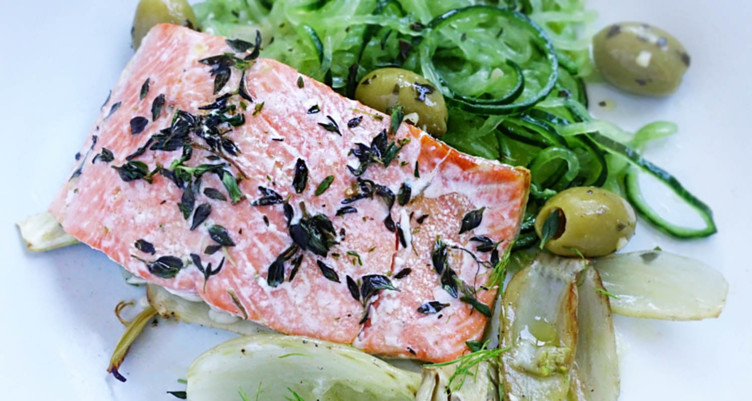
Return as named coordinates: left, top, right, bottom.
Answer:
left=192, top=0, right=717, bottom=243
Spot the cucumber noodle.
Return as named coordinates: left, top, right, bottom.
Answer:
left=194, top=0, right=716, bottom=241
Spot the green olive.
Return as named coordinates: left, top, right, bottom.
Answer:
left=132, top=0, right=197, bottom=49
left=592, top=22, right=690, bottom=96
left=355, top=68, right=448, bottom=137
left=535, top=187, right=636, bottom=258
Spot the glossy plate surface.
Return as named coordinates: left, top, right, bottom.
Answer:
left=1, top=1, right=750, bottom=399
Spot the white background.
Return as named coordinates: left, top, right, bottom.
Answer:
left=0, top=0, right=750, bottom=400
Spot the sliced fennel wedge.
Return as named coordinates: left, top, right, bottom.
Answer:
left=568, top=267, right=619, bottom=401
left=500, top=253, right=584, bottom=401
left=186, top=334, right=421, bottom=401
left=16, top=212, right=77, bottom=251
left=594, top=250, right=728, bottom=320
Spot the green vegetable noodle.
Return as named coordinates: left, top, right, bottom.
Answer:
left=193, top=0, right=716, bottom=248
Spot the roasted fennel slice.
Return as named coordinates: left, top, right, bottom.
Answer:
left=568, top=267, right=620, bottom=401
left=187, top=334, right=421, bottom=401
left=594, top=250, right=727, bottom=320
left=146, top=284, right=273, bottom=335
left=500, top=253, right=585, bottom=401
left=16, top=212, right=77, bottom=251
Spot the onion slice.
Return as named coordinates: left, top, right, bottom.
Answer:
left=500, top=253, right=585, bottom=401
left=594, top=250, right=728, bottom=320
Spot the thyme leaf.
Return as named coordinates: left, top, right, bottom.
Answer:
left=346, top=275, right=360, bottom=301
left=540, top=208, right=563, bottom=249
left=292, top=158, right=308, bottom=194
left=335, top=206, right=357, bottom=216
left=318, top=115, right=341, bottom=135
left=394, top=268, right=412, bottom=279
left=190, top=203, right=211, bottom=230
left=251, top=186, right=283, bottom=206
left=459, top=207, right=486, bottom=234
left=360, top=274, right=398, bottom=301
left=397, top=182, right=411, bottom=206
left=208, top=224, right=235, bottom=247
left=140, top=255, right=184, bottom=279
left=93, top=148, right=114, bottom=163
left=134, top=239, right=155, bottom=255
left=139, top=78, right=150, bottom=101
left=267, top=259, right=285, bottom=287
left=317, top=260, right=340, bottom=283
left=113, top=161, right=151, bottom=183
left=389, top=105, right=404, bottom=136
left=417, top=301, right=449, bottom=314
left=347, top=116, right=363, bottom=128
left=130, top=116, right=149, bottom=135
left=203, top=187, right=227, bottom=201
left=220, top=170, right=244, bottom=204
left=151, top=94, right=165, bottom=121
left=460, top=294, right=492, bottom=317
left=431, top=237, right=447, bottom=275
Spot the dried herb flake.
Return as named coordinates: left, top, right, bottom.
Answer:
left=315, top=175, right=334, bottom=196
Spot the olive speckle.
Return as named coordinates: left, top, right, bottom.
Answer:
left=607, top=24, right=621, bottom=38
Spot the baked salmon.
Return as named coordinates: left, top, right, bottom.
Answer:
left=49, top=24, right=529, bottom=362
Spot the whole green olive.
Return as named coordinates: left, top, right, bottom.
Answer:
left=534, top=187, right=636, bottom=258
left=132, top=0, right=197, bottom=50
left=355, top=68, right=448, bottom=137
left=592, top=22, right=690, bottom=96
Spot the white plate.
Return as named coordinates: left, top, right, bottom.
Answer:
left=1, top=1, right=750, bottom=400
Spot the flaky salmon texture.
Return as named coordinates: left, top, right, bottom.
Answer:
left=50, top=24, right=530, bottom=363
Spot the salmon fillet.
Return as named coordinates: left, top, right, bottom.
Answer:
left=49, top=24, right=529, bottom=362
